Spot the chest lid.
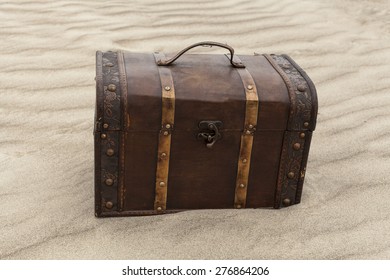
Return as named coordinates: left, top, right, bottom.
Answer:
left=95, top=42, right=317, bottom=134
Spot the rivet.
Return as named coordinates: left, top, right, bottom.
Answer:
left=293, top=143, right=301, bottom=150
left=163, top=131, right=169, bottom=136
left=105, top=178, right=114, bottom=186
left=159, top=181, right=165, bottom=187
left=247, top=85, right=253, bottom=90
left=236, top=204, right=242, bottom=209
left=107, top=84, right=116, bottom=92
left=164, top=86, right=171, bottom=91
left=161, top=152, right=167, bottom=158
left=165, top=124, right=171, bottom=129
left=106, top=148, right=114, bottom=156
left=245, top=130, right=251, bottom=135
left=304, top=122, right=309, bottom=127
left=103, top=123, right=109, bottom=129
left=105, top=201, right=113, bottom=209
left=100, top=133, right=107, bottom=139
left=297, top=84, right=306, bottom=92
left=157, top=206, right=162, bottom=211
left=287, top=172, right=295, bottom=179
left=282, top=198, right=291, bottom=206
left=300, top=132, right=305, bottom=139
left=239, top=183, right=245, bottom=188
left=242, top=158, right=247, bottom=163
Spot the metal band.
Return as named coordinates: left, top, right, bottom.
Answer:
left=117, top=51, right=128, bottom=211
left=264, top=54, right=314, bottom=208
left=153, top=52, right=175, bottom=212
left=98, top=51, right=121, bottom=213
left=233, top=55, right=259, bottom=209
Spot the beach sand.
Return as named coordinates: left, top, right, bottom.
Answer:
left=1, top=0, right=390, bottom=259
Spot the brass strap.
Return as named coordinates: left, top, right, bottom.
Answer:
left=153, top=52, right=175, bottom=212
left=234, top=55, right=259, bottom=209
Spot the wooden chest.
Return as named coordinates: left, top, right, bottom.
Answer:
left=94, top=42, right=318, bottom=217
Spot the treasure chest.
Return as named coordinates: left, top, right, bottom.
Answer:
left=94, top=41, right=318, bottom=217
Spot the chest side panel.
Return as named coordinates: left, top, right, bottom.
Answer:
left=122, top=53, right=162, bottom=210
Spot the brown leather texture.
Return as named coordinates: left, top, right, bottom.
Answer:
left=94, top=45, right=318, bottom=217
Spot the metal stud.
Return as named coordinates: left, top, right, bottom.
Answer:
left=236, top=204, right=242, bottom=209
left=304, top=122, right=309, bottom=127
left=247, top=85, right=253, bottom=90
left=293, top=143, right=301, bottom=150
left=105, top=201, right=113, bottom=209
left=106, top=148, right=114, bottom=156
left=165, top=124, right=171, bottom=129
left=300, top=132, right=305, bottom=139
left=287, top=172, right=295, bottom=179
left=164, top=86, right=171, bottom=91
left=161, top=152, right=167, bottom=158
left=239, top=183, right=245, bottom=188
left=242, top=158, right=247, bottom=163
left=103, top=123, right=109, bottom=129
left=107, top=84, right=116, bottom=92
left=105, top=178, right=114, bottom=186
left=297, top=84, right=306, bottom=92
left=282, top=198, right=291, bottom=206
left=159, top=181, right=165, bottom=187
left=157, top=206, right=162, bottom=211
left=248, top=124, right=254, bottom=129
left=163, top=131, right=169, bottom=136
left=100, top=133, right=107, bottom=139
left=245, top=130, right=251, bottom=135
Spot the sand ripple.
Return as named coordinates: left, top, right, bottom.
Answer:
left=0, top=0, right=389, bottom=259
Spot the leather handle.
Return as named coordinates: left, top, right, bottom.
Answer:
left=156, top=41, right=245, bottom=68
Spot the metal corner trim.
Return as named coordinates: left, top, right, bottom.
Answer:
left=95, top=51, right=103, bottom=129
left=94, top=51, right=103, bottom=216
left=96, top=52, right=122, bottom=214
left=117, top=51, right=128, bottom=211
left=295, top=131, right=313, bottom=204
left=275, top=130, right=307, bottom=208
left=274, top=131, right=289, bottom=208
left=282, top=54, right=318, bottom=131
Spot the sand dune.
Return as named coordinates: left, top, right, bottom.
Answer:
left=0, top=0, right=390, bottom=259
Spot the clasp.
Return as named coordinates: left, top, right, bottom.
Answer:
left=197, top=121, right=223, bottom=148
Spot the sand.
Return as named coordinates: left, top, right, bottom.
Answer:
left=1, top=0, right=390, bottom=259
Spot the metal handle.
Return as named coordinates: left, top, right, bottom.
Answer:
left=156, top=41, right=245, bottom=68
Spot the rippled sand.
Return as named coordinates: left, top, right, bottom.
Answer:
left=1, top=0, right=390, bottom=259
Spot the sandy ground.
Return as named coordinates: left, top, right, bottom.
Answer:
left=1, top=0, right=390, bottom=259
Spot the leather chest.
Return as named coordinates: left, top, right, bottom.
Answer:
left=94, top=42, right=318, bottom=217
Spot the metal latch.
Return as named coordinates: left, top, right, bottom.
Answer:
left=197, top=121, right=223, bottom=148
